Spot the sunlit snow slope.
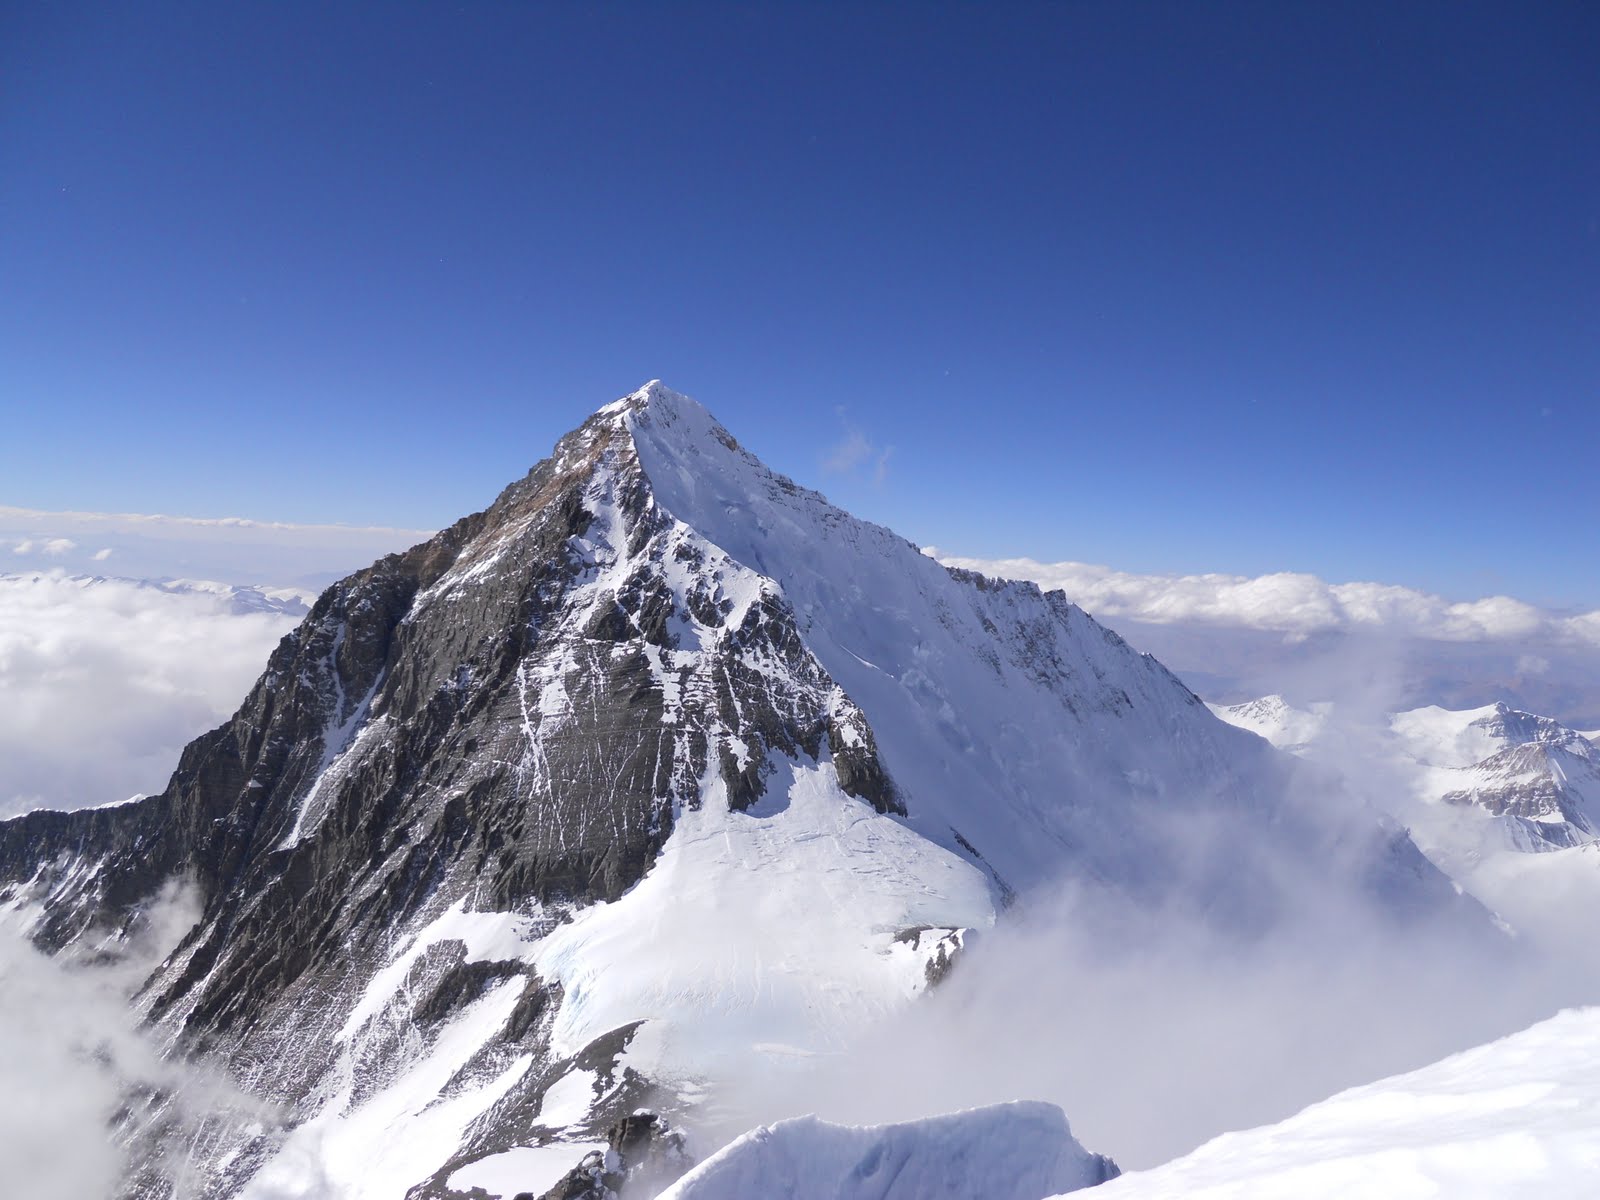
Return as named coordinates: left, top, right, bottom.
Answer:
left=1082, top=1007, right=1600, bottom=1199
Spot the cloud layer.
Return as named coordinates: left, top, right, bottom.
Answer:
left=930, top=553, right=1600, bottom=724
left=930, top=553, right=1597, bottom=646
left=0, top=572, right=302, bottom=816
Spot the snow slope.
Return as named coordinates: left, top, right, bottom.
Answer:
left=1082, top=1007, right=1600, bottom=1199
left=628, top=387, right=1387, bottom=899
left=660, top=1101, right=1116, bottom=1200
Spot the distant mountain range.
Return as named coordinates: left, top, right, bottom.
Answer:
left=1213, top=696, right=1600, bottom=853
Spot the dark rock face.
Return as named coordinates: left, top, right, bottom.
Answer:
left=535, top=1112, right=692, bottom=1200
left=0, top=392, right=908, bottom=1197
left=1087, top=1153, right=1122, bottom=1185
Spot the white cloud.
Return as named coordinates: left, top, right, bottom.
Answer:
left=13, top=537, right=82, bottom=557
left=929, top=552, right=1600, bottom=648
left=0, top=572, right=302, bottom=815
left=823, top=428, right=874, bottom=474
left=0, top=887, right=279, bottom=1196
left=91, top=547, right=113, bottom=561
left=821, top=415, right=893, bottom=484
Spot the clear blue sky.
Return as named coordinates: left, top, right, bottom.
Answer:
left=3, top=2, right=1595, bottom=604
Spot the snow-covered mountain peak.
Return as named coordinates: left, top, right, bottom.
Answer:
left=1209, top=695, right=1331, bottom=754
left=1390, top=700, right=1597, bottom=770
left=0, top=382, right=1486, bottom=1198
left=596, top=378, right=700, bottom=419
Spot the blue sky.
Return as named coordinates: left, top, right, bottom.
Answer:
left=3, top=2, right=1595, bottom=605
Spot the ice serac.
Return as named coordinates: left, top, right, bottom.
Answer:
left=0, top=382, right=1479, bottom=1198
left=660, top=1102, right=1118, bottom=1200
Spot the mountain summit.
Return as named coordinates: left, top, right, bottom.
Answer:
left=0, top=383, right=1479, bottom=1199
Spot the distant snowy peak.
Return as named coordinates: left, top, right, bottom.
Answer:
left=1219, top=694, right=1600, bottom=854
left=1438, top=742, right=1600, bottom=851
left=1209, top=695, right=1330, bottom=753
left=1391, top=702, right=1600, bottom=850
left=1391, top=700, right=1597, bottom=769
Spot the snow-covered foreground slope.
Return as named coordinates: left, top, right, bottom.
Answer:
left=661, top=1102, right=1117, bottom=1200
left=1082, top=1007, right=1600, bottom=1199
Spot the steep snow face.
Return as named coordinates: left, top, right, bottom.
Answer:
left=660, top=1102, right=1117, bottom=1200
left=624, top=385, right=1394, bottom=905
left=1083, top=1007, right=1600, bottom=1199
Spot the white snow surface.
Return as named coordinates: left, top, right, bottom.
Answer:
left=444, top=1141, right=605, bottom=1199
left=530, top=758, right=994, bottom=1081
left=1082, top=1007, right=1600, bottom=1199
left=625, top=383, right=1284, bottom=893
left=660, top=1101, right=1110, bottom=1200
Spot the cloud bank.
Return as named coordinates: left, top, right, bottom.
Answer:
left=930, top=553, right=1596, bottom=646
left=931, top=553, right=1600, bottom=724
left=0, top=572, right=303, bottom=816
